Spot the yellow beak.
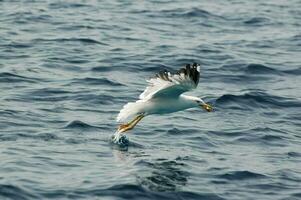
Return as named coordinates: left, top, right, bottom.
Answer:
left=201, top=103, right=213, bottom=112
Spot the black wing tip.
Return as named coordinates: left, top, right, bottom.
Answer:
left=155, top=63, right=200, bottom=85
left=156, top=69, right=171, bottom=81
left=182, top=63, right=200, bottom=85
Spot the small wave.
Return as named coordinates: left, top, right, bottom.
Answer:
left=287, top=152, right=301, bottom=157
left=64, top=120, right=98, bottom=129
left=283, top=67, right=301, bottom=75
left=91, top=65, right=126, bottom=72
left=48, top=2, right=91, bottom=9
left=0, top=72, right=38, bottom=83
left=32, top=38, right=108, bottom=46
left=245, top=63, right=280, bottom=74
left=37, top=133, right=59, bottom=141
left=0, top=184, right=38, bottom=200
left=136, top=159, right=189, bottom=192
left=142, top=65, right=173, bottom=72
left=233, top=127, right=288, bottom=145
left=177, top=8, right=213, bottom=18
left=30, top=88, right=71, bottom=96
left=261, top=134, right=283, bottom=141
left=292, top=193, right=301, bottom=198
left=5, top=132, right=60, bottom=142
left=72, top=183, right=225, bottom=200
left=166, top=128, right=183, bottom=135
left=244, top=17, right=270, bottom=26
left=160, top=7, right=221, bottom=19
left=71, top=77, right=124, bottom=86
left=217, top=170, right=266, bottom=180
left=2, top=42, right=33, bottom=49
left=20, top=88, right=71, bottom=102
left=220, top=63, right=281, bottom=75
left=216, top=92, right=301, bottom=109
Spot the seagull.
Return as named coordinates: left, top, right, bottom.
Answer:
left=116, top=63, right=213, bottom=134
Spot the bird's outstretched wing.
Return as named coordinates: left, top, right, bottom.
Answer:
left=139, top=63, right=200, bottom=100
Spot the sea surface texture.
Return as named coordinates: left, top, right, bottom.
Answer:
left=1, top=0, right=301, bottom=200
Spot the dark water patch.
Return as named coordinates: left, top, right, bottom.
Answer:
left=167, top=128, right=184, bottom=135
left=208, top=73, right=268, bottom=84
left=0, top=184, right=39, bottom=200
left=277, top=170, right=301, bottom=183
left=36, top=189, right=83, bottom=199
left=216, top=92, right=301, bottom=109
left=244, top=17, right=270, bottom=26
left=0, top=72, right=39, bottom=83
left=28, top=88, right=72, bottom=96
left=71, top=184, right=225, bottom=200
left=287, top=152, right=301, bottom=158
left=137, top=159, right=189, bottom=192
left=219, top=62, right=248, bottom=72
left=48, top=2, right=91, bottom=9
left=292, top=193, right=301, bottom=198
left=217, top=170, right=266, bottom=181
left=62, top=58, right=90, bottom=64
left=234, top=127, right=288, bottom=145
left=283, top=67, right=301, bottom=75
left=249, top=182, right=296, bottom=192
left=261, top=134, right=284, bottom=141
left=259, top=134, right=288, bottom=146
left=186, top=135, right=218, bottom=148
left=220, top=63, right=281, bottom=75
left=251, top=127, right=287, bottom=135
left=0, top=134, right=17, bottom=142
left=4, top=132, right=60, bottom=142
left=2, top=42, right=33, bottom=49
left=64, top=120, right=98, bottom=129
left=18, top=88, right=72, bottom=102
left=70, top=77, right=124, bottom=86
left=141, top=65, right=173, bottom=73
left=109, top=35, right=149, bottom=43
left=74, top=94, right=123, bottom=105
left=159, top=7, right=222, bottom=20
left=57, top=24, right=98, bottom=31
left=245, top=63, right=280, bottom=74
left=91, top=65, right=127, bottom=72
left=23, top=14, right=52, bottom=23
left=167, top=128, right=198, bottom=136
left=208, top=130, right=245, bottom=137
left=196, top=45, right=224, bottom=54
left=32, top=38, right=108, bottom=46
left=37, top=132, right=59, bottom=141
left=110, top=47, right=124, bottom=52
left=290, top=34, right=301, bottom=43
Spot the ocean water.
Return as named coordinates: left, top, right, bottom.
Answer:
left=1, top=0, right=301, bottom=199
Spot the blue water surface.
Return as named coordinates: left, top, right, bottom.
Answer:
left=1, top=0, right=301, bottom=199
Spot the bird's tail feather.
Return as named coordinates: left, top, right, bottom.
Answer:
left=116, top=101, right=143, bottom=122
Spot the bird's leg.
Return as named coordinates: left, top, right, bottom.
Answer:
left=117, top=114, right=144, bottom=133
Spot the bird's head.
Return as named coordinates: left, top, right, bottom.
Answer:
left=182, top=95, right=213, bottom=112
left=196, top=99, right=213, bottom=112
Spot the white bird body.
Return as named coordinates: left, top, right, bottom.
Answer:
left=116, top=63, right=211, bottom=124
left=145, top=95, right=196, bottom=114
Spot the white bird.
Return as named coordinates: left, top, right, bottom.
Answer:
left=116, top=63, right=213, bottom=134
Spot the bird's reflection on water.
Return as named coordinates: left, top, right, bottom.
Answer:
left=136, top=159, right=189, bottom=192
left=111, top=140, right=189, bottom=192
